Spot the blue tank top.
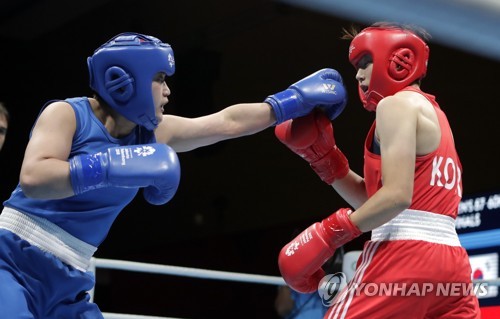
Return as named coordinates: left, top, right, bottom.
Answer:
left=4, top=97, right=156, bottom=246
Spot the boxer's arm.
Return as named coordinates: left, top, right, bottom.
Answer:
left=20, top=102, right=77, bottom=199
left=155, top=102, right=275, bottom=152
left=348, top=96, right=416, bottom=232
left=332, top=171, right=368, bottom=210
left=155, top=69, right=348, bottom=152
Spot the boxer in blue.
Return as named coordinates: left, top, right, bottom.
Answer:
left=0, top=33, right=347, bottom=318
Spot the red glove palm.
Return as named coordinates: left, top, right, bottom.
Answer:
left=275, top=110, right=349, bottom=184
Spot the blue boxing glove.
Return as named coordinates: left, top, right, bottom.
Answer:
left=143, top=148, right=181, bottom=205
left=69, top=143, right=181, bottom=205
left=265, top=68, right=347, bottom=124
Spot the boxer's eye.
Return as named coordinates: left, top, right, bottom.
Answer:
left=153, top=72, right=166, bottom=83
left=357, top=55, right=373, bottom=70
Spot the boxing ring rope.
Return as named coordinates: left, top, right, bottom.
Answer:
left=89, top=257, right=500, bottom=319
left=89, top=257, right=286, bottom=319
left=90, top=258, right=285, bottom=286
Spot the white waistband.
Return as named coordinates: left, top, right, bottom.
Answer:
left=371, top=209, right=461, bottom=246
left=0, top=207, right=97, bottom=271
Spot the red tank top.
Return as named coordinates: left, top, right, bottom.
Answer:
left=363, top=88, right=463, bottom=219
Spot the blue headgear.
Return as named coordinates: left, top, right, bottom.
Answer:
left=87, top=32, right=175, bottom=131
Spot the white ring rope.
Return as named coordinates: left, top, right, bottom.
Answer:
left=90, top=257, right=500, bottom=287
left=91, top=258, right=286, bottom=286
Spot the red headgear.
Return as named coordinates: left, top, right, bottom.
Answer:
left=348, top=27, right=429, bottom=111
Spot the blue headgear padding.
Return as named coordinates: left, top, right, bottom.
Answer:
left=87, top=32, right=175, bottom=131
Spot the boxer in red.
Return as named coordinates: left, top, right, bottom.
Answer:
left=276, top=22, right=480, bottom=318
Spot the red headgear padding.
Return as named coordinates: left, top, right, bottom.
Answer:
left=348, top=27, right=429, bottom=111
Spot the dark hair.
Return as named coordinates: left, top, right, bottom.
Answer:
left=0, top=102, right=9, bottom=123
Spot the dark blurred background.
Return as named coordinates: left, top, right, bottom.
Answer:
left=0, top=0, right=499, bottom=318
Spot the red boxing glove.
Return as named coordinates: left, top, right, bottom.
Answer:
left=278, top=208, right=361, bottom=293
left=275, top=110, right=349, bottom=184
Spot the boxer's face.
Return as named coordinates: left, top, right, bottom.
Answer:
left=355, top=55, right=373, bottom=94
left=152, top=72, right=170, bottom=124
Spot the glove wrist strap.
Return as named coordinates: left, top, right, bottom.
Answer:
left=265, top=90, right=300, bottom=125
left=69, top=153, right=107, bottom=195
left=310, top=146, right=349, bottom=185
left=321, top=208, right=362, bottom=249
